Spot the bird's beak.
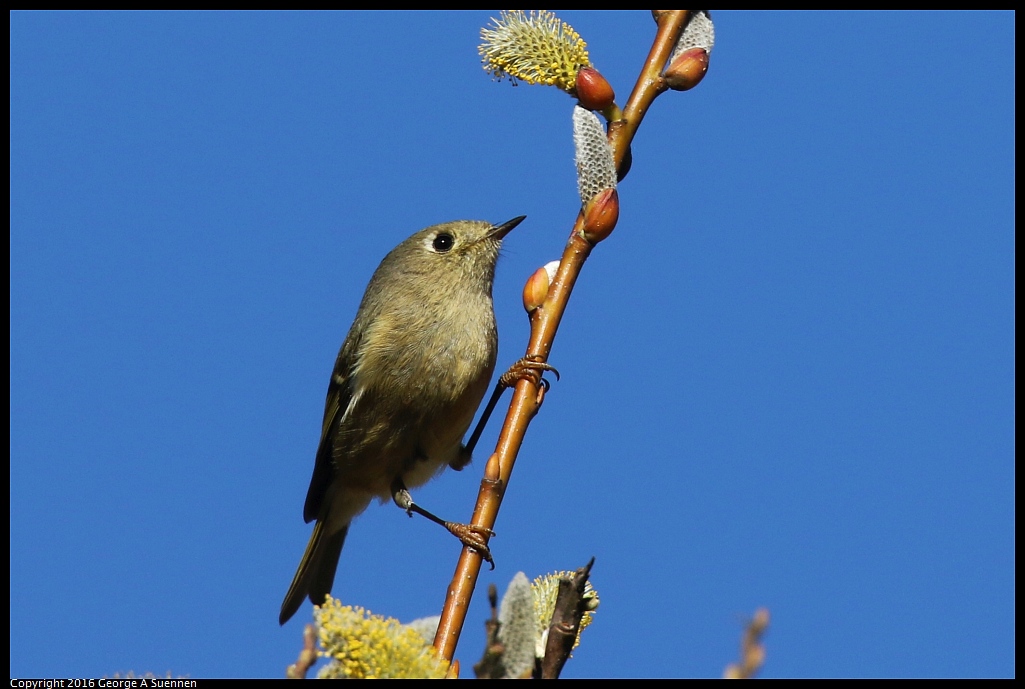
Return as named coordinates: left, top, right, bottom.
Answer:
left=489, top=215, right=526, bottom=240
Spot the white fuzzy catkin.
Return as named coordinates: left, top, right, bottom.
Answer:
left=573, top=106, right=617, bottom=204
left=671, top=10, right=715, bottom=63
left=497, top=572, right=540, bottom=678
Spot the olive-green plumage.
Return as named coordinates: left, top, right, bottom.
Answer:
left=279, top=216, right=524, bottom=625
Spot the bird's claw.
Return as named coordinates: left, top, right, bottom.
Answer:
left=500, top=356, right=560, bottom=391
left=445, top=522, right=496, bottom=569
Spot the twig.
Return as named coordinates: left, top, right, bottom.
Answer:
left=472, top=583, right=506, bottom=679
left=285, top=623, right=318, bottom=679
left=539, top=558, right=596, bottom=679
left=723, top=608, right=770, bottom=679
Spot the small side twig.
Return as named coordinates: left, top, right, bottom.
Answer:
left=723, top=608, right=770, bottom=679
left=472, top=583, right=506, bottom=679
left=285, top=623, right=318, bottom=679
left=539, top=558, right=596, bottom=679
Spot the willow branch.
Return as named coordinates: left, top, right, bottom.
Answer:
left=434, top=11, right=692, bottom=662
left=539, top=558, right=596, bottom=679
left=610, top=10, right=690, bottom=175
left=723, top=608, right=771, bottom=679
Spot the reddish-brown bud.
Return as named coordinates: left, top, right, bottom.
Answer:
left=581, top=187, right=620, bottom=244
left=664, top=47, right=709, bottom=91
left=575, top=67, right=615, bottom=111
left=522, top=265, right=551, bottom=313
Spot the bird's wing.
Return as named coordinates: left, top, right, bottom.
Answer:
left=302, top=344, right=356, bottom=523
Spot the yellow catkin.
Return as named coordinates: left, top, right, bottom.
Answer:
left=479, top=10, right=590, bottom=92
left=532, top=571, right=599, bottom=652
left=315, top=599, right=449, bottom=679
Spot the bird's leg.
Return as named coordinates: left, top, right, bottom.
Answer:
left=458, top=356, right=560, bottom=462
left=391, top=479, right=496, bottom=569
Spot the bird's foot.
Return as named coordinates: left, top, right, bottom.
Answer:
left=499, top=355, right=560, bottom=392
left=443, top=521, right=496, bottom=569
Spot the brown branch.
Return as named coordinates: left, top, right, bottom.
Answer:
left=433, top=11, right=693, bottom=662
left=539, top=558, right=596, bottom=679
left=609, top=10, right=691, bottom=177
left=723, top=608, right=770, bottom=679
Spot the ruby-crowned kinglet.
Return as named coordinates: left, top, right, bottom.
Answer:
left=279, top=216, right=525, bottom=625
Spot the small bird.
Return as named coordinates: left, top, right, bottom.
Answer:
left=279, top=216, right=525, bottom=625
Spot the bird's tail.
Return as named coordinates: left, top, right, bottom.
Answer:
left=279, top=521, right=349, bottom=625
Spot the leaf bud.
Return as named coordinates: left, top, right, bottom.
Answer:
left=575, top=66, right=615, bottom=111
left=664, top=47, right=709, bottom=91
left=581, top=187, right=620, bottom=244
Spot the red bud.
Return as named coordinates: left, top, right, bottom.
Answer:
left=581, top=188, right=620, bottom=244
left=575, top=67, right=615, bottom=111
left=664, top=48, right=709, bottom=91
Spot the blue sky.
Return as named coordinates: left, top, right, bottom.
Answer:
left=10, top=11, right=1014, bottom=679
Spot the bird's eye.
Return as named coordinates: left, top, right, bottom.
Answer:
left=433, top=233, right=454, bottom=252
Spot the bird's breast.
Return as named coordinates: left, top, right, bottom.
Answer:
left=337, top=288, right=498, bottom=495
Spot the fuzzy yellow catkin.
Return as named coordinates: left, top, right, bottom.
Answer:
left=480, top=10, right=590, bottom=92
left=315, top=598, right=449, bottom=679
